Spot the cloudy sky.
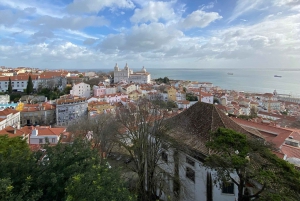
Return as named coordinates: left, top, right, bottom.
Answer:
left=0, top=0, right=300, bottom=69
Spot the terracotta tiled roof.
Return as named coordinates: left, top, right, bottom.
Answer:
left=0, top=108, right=19, bottom=116
left=0, top=126, right=30, bottom=137
left=201, top=92, right=213, bottom=97
left=21, top=102, right=55, bottom=112
left=231, top=118, right=293, bottom=148
left=39, top=71, right=68, bottom=79
left=56, top=97, right=86, bottom=104
left=0, top=75, right=39, bottom=81
left=89, top=101, right=110, bottom=106
left=33, top=126, right=66, bottom=136
left=281, top=144, right=300, bottom=159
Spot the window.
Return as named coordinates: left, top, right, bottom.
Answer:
left=161, top=151, right=168, bottom=163
left=186, top=157, right=195, bottom=166
left=186, top=167, right=195, bottom=182
left=222, top=182, right=234, bottom=194
left=39, top=139, right=43, bottom=144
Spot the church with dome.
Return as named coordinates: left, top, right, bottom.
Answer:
left=113, top=63, right=151, bottom=84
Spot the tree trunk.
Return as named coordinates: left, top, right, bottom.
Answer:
left=238, top=178, right=244, bottom=201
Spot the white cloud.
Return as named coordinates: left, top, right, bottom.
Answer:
left=0, top=0, right=63, bottom=18
left=64, top=30, right=100, bottom=40
left=1, top=0, right=300, bottom=70
left=130, top=1, right=176, bottom=23
left=67, top=0, right=135, bottom=13
left=29, top=15, right=109, bottom=30
left=98, top=22, right=183, bottom=53
left=179, top=10, right=222, bottom=29
left=275, top=0, right=300, bottom=6
left=200, top=2, right=215, bottom=10
left=228, top=0, right=267, bottom=23
left=0, top=7, right=36, bottom=27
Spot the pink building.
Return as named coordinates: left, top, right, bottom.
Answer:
left=105, top=93, right=128, bottom=103
left=93, top=84, right=106, bottom=97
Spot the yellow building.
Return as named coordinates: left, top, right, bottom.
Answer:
left=128, top=90, right=142, bottom=101
left=88, top=101, right=115, bottom=114
left=167, top=86, right=177, bottom=102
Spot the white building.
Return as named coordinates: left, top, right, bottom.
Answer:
left=176, top=100, right=190, bottom=109
left=199, top=82, right=213, bottom=91
left=0, top=108, right=20, bottom=130
left=70, top=82, right=91, bottom=98
left=0, top=94, right=10, bottom=104
left=0, top=75, right=39, bottom=92
left=56, top=96, right=88, bottom=126
left=158, top=102, right=261, bottom=201
left=262, top=100, right=281, bottom=112
left=199, top=92, right=213, bottom=104
left=29, top=126, right=67, bottom=144
left=114, top=63, right=151, bottom=84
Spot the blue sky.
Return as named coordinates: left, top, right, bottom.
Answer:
left=0, top=0, right=299, bottom=69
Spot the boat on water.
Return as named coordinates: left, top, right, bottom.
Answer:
left=274, top=75, right=282, bottom=78
left=227, top=73, right=233, bottom=75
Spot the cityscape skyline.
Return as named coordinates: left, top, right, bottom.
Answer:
left=0, top=0, right=299, bottom=69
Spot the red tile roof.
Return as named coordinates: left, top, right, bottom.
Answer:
left=0, top=108, right=19, bottom=116
left=0, top=75, right=39, bottom=81
left=232, top=118, right=293, bottom=148
left=281, top=144, right=300, bottom=159
left=0, top=126, right=30, bottom=137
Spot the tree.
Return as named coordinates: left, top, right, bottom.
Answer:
left=186, top=93, right=198, bottom=101
left=204, top=128, right=300, bottom=201
left=26, top=75, right=34, bottom=95
left=65, top=165, right=135, bottom=201
left=163, top=76, right=170, bottom=84
left=67, top=114, right=117, bottom=157
left=63, top=86, right=72, bottom=94
left=7, top=77, right=12, bottom=94
left=33, top=139, right=133, bottom=201
left=114, top=99, right=171, bottom=201
left=0, top=135, right=133, bottom=201
left=250, top=106, right=257, bottom=118
left=155, top=77, right=170, bottom=84
left=0, top=135, right=42, bottom=200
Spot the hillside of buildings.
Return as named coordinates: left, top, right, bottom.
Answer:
left=1, top=64, right=300, bottom=200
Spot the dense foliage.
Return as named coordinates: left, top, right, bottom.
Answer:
left=204, top=128, right=300, bottom=201
left=37, top=87, right=64, bottom=100
left=7, top=77, right=12, bottom=94
left=0, top=135, right=134, bottom=201
left=152, top=100, right=178, bottom=110
left=26, top=75, right=34, bottom=95
left=155, top=77, right=170, bottom=84
left=186, top=93, right=198, bottom=101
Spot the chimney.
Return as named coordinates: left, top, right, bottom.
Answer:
left=31, top=127, right=38, bottom=136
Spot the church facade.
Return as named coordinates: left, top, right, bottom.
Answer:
left=113, top=63, right=151, bottom=84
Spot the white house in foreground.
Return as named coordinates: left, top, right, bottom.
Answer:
left=158, top=102, right=260, bottom=201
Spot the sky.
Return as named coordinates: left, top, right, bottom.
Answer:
left=0, top=0, right=300, bottom=70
